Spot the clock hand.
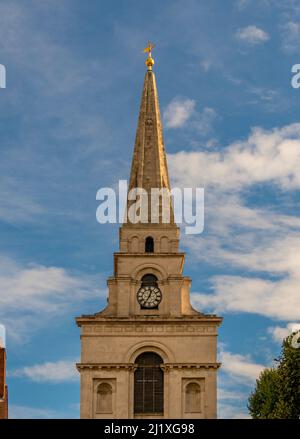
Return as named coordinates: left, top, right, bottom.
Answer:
left=145, top=289, right=152, bottom=302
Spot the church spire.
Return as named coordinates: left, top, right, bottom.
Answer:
left=126, top=43, right=174, bottom=225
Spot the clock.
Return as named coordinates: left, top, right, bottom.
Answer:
left=137, top=285, right=162, bottom=309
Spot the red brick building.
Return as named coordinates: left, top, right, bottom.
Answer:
left=0, top=345, right=8, bottom=419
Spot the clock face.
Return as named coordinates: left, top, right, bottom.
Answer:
left=137, top=285, right=162, bottom=309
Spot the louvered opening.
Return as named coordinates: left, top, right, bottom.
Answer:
left=145, top=237, right=154, bottom=253
left=141, top=274, right=157, bottom=286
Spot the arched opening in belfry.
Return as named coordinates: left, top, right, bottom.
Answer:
left=145, top=236, right=154, bottom=253
left=134, top=352, right=164, bottom=415
left=141, top=273, right=157, bottom=286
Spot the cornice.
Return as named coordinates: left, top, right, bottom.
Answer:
left=76, top=315, right=223, bottom=326
left=76, top=362, right=221, bottom=372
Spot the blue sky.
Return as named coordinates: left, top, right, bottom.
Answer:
left=0, top=0, right=300, bottom=419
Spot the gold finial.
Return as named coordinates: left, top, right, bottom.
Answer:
left=143, top=41, right=155, bottom=70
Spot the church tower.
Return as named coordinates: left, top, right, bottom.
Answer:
left=76, top=44, right=222, bottom=419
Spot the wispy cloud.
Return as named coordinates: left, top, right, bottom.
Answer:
left=0, top=176, right=46, bottom=224
left=268, top=322, right=300, bottom=343
left=11, top=359, right=78, bottom=383
left=188, top=218, right=300, bottom=319
left=0, top=1, right=117, bottom=227
left=220, top=349, right=265, bottom=383
left=236, top=0, right=250, bottom=10
left=163, top=97, right=217, bottom=142
left=280, top=21, right=300, bottom=53
left=0, top=255, right=103, bottom=342
left=192, top=107, right=217, bottom=136
left=191, top=246, right=300, bottom=321
left=235, top=25, right=269, bottom=45
left=218, top=388, right=246, bottom=401
left=169, top=120, right=300, bottom=321
left=200, top=60, right=212, bottom=72
left=164, top=98, right=195, bottom=128
left=217, top=348, right=265, bottom=418
left=169, top=122, right=300, bottom=190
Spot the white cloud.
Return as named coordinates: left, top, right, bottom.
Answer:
left=169, top=123, right=300, bottom=191
left=218, top=388, right=245, bottom=401
left=217, top=349, right=264, bottom=418
left=188, top=228, right=300, bottom=321
left=200, top=60, right=212, bottom=72
left=0, top=258, right=97, bottom=313
left=163, top=98, right=195, bottom=128
left=192, top=274, right=300, bottom=321
left=218, top=345, right=264, bottom=419
left=193, top=107, right=217, bottom=136
left=235, top=25, right=269, bottom=44
left=220, top=349, right=265, bottom=383
left=0, top=255, right=103, bottom=342
left=163, top=97, right=217, bottom=140
left=236, top=0, right=250, bottom=10
left=268, top=322, right=300, bottom=343
left=280, top=21, right=300, bottom=54
left=188, top=233, right=300, bottom=277
left=169, top=121, right=300, bottom=322
left=11, top=359, right=78, bottom=383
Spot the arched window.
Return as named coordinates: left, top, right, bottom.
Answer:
left=185, top=382, right=201, bottom=413
left=96, top=382, right=113, bottom=414
left=141, top=273, right=157, bottom=286
left=145, top=236, right=154, bottom=253
left=134, top=352, right=164, bottom=414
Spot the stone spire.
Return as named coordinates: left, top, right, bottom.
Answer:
left=126, top=44, right=174, bottom=225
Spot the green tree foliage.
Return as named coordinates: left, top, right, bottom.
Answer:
left=248, top=368, right=280, bottom=418
left=274, top=333, right=300, bottom=418
left=248, top=331, right=300, bottom=419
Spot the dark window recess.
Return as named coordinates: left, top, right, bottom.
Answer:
left=141, top=274, right=157, bottom=286
left=145, top=236, right=154, bottom=253
left=134, top=352, right=164, bottom=414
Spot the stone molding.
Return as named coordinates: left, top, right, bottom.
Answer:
left=80, top=324, right=220, bottom=336
left=76, top=362, right=221, bottom=372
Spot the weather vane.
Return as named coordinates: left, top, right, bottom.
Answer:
left=143, top=41, right=155, bottom=70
